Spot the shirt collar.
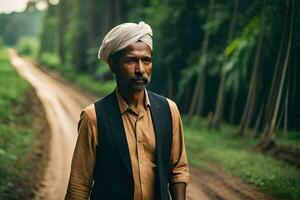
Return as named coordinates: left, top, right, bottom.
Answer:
left=115, top=88, right=151, bottom=114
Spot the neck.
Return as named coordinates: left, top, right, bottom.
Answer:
left=117, top=86, right=145, bottom=109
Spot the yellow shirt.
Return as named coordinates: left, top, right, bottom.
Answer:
left=65, top=90, right=189, bottom=200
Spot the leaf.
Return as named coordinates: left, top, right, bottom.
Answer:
left=225, top=38, right=242, bottom=57
left=0, top=148, right=5, bottom=155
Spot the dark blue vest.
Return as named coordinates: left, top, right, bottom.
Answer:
left=91, top=91, right=172, bottom=200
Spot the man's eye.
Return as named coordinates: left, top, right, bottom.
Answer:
left=126, top=59, right=136, bottom=64
left=143, top=58, right=152, bottom=64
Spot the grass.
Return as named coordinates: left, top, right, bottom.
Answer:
left=184, top=116, right=300, bottom=200
left=76, top=74, right=115, bottom=96
left=0, top=47, right=35, bottom=197
left=277, top=130, right=300, bottom=148
left=16, top=49, right=300, bottom=199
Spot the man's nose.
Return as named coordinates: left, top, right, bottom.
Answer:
left=135, top=60, right=145, bottom=74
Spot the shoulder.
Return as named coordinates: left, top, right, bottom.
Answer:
left=77, top=104, right=98, bottom=146
left=147, top=90, right=180, bottom=119
left=94, top=92, right=115, bottom=106
left=81, top=104, right=96, bottom=125
left=166, top=98, right=178, bottom=112
left=147, top=90, right=170, bottom=105
left=166, top=98, right=181, bottom=121
left=82, top=91, right=115, bottom=123
left=147, top=90, right=180, bottom=116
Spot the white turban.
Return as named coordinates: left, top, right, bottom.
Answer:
left=98, top=21, right=153, bottom=63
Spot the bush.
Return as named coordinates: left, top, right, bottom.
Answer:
left=39, top=52, right=61, bottom=69
left=16, top=36, right=39, bottom=58
left=0, top=47, right=34, bottom=197
left=0, top=36, right=3, bottom=48
left=76, top=75, right=115, bottom=96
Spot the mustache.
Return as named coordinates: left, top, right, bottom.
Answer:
left=130, top=75, right=149, bottom=84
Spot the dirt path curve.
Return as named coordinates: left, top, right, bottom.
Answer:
left=9, top=49, right=274, bottom=200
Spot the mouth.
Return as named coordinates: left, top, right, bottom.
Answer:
left=134, top=80, right=145, bottom=84
left=131, top=76, right=148, bottom=85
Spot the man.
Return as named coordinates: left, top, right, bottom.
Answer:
left=65, top=22, right=189, bottom=200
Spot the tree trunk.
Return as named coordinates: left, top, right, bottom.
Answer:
left=237, top=0, right=266, bottom=136
left=166, top=66, right=173, bottom=98
left=283, top=81, right=289, bottom=137
left=188, top=0, right=214, bottom=120
left=210, top=0, right=239, bottom=129
left=261, top=7, right=288, bottom=128
left=258, top=0, right=294, bottom=150
left=290, top=52, right=298, bottom=130
left=229, top=87, right=238, bottom=123
left=244, top=79, right=258, bottom=130
left=251, top=100, right=265, bottom=138
left=275, top=104, right=284, bottom=134
left=195, top=73, right=206, bottom=115
left=188, top=72, right=204, bottom=119
left=58, top=0, right=67, bottom=64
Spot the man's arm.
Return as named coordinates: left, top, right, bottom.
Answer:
left=170, top=182, right=186, bottom=200
left=167, top=99, right=190, bottom=200
left=65, top=106, right=97, bottom=200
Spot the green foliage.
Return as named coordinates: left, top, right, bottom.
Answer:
left=39, top=52, right=61, bottom=68
left=37, top=52, right=115, bottom=96
left=0, top=47, right=34, bottom=196
left=34, top=0, right=300, bottom=133
left=38, top=9, right=59, bottom=54
left=16, top=36, right=40, bottom=58
left=184, top=117, right=300, bottom=200
left=277, top=130, right=300, bottom=148
left=222, top=16, right=260, bottom=93
left=76, top=75, right=115, bottom=96
left=202, top=3, right=229, bottom=34
left=0, top=9, right=44, bottom=45
left=0, top=36, right=3, bottom=48
left=225, top=16, right=259, bottom=56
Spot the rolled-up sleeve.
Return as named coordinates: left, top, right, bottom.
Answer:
left=65, top=105, right=97, bottom=200
left=167, top=99, right=190, bottom=185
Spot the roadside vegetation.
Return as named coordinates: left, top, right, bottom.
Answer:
left=16, top=46, right=300, bottom=199
left=16, top=37, right=115, bottom=96
left=14, top=30, right=300, bottom=200
left=184, top=117, right=300, bottom=200
left=1, top=0, right=299, bottom=199
left=0, top=47, right=34, bottom=198
left=37, top=51, right=115, bottom=96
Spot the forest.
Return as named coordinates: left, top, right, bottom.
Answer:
left=35, top=0, right=300, bottom=147
left=0, top=0, right=300, bottom=199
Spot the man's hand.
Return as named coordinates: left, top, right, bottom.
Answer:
left=169, top=182, right=186, bottom=200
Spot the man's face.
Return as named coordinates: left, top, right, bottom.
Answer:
left=113, top=41, right=152, bottom=92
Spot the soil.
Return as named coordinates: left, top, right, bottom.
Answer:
left=9, top=49, right=276, bottom=200
left=264, top=144, right=300, bottom=168
left=4, top=89, right=51, bottom=199
left=188, top=166, right=275, bottom=200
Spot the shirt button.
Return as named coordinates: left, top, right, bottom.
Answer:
left=138, top=139, right=142, bottom=143
left=139, top=160, right=143, bottom=164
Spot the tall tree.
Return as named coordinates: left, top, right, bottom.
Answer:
left=258, top=0, right=294, bottom=150
left=210, top=0, right=239, bottom=129
left=39, top=4, right=59, bottom=55
left=58, top=0, right=67, bottom=64
left=188, top=0, right=214, bottom=119
left=237, top=0, right=267, bottom=136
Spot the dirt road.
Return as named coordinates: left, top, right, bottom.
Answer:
left=9, top=50, right=274, bottom=200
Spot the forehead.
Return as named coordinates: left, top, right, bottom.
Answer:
left=123, top=41, right=152, bottom=56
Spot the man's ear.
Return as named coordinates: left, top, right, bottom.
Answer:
left=107, top=58, right=116, bottom=73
